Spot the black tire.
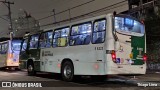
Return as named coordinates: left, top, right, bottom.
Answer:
left=27, top=62, right=36, bottom=76
left=61, top=61, right=74, bottom=81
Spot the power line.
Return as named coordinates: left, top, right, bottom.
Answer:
left=0, top=16, right=9, bottom=22
left=40, top=0, right=127, bottom=27
left=0, top=0, right=14, bottom=39
left=37, top=0, right=96, bottom=21
left=0, top=1, right=14, bottom=30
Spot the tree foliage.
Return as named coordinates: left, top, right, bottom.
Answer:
left=144, top=4, right=160, bottom=62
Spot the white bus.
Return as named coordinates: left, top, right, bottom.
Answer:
left=0, top=39, right=22, bottom=69
left=19, top=13, right=146, bottom=81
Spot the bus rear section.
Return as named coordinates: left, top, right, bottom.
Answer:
left=6, top=40, right=22, bottom=68
left=0, top=41, right=8, bottom=68
left=106, top=15, right=146, bottom=75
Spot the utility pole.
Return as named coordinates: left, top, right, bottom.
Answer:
left=52, top=9, right=56, bottom=23
left=0, top=0, right=14, bottom=39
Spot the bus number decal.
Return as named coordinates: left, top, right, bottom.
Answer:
left=95, top=47, right=103, bottom=50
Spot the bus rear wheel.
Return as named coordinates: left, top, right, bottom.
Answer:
left=27, top=63, right=36, bottom=76
left=61, top=61, right=74, bottom=81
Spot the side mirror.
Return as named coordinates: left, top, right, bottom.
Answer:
left=115, top=41, right=120, bottom=51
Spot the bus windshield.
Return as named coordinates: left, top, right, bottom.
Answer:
left=114, top=16, right=145, bottom=37
left=12, top=40, right=22, bottom=51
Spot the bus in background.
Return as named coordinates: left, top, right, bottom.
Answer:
left=0, top=39, right=22, bottom=70
left=19, top=33, right=40, bottom=70
left=19, top=13, right=146, bottom=81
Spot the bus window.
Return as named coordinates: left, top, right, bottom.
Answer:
left=29, top=34, right=39, bottom=49
left=12, top=40, right=22, bottom=51
left=39, top=31, right=53, bottom=48
left=1, top=43, right=8, bottom=54
left=53, top=27, right=69, bottom=47
left=21, top=39, right=28, bottom=51
left=114, top=16, right=145, bottom=36
left=39, top=33, right=46, bottom=48
left=92, top=19, right=106, bottom=44
left=70, top=22, right=91, bottom=46
left=46, top=31, right=53, bottom=48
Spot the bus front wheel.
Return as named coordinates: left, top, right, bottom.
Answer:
left=61, top=61, right=74, bottom=81
left=27, top=62, right=36, bottom=76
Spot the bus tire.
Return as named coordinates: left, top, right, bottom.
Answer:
left=61, top=61, right=74, bottom=81
left=27, top=62, right=36, bottom=76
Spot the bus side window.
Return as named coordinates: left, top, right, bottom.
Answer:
left=1, top=43, right=8, bottom=54
left=53, top=30, right=60, bottom=47
left=5, top=43, right=8, bottom=53
left=53, top=27, right=69, bottom=47
left=46, top=31, right=53, bottom=48
left=29, top=34, right=39, bottom=49
left=39, top=33, right=46, bottom=48
left=92, top=19, right=106, bottom=44
left=74, top=36, right=82, bottom=45
left=70, top=22, right=91, bottom=46
left=39, top=31, right=53, bottom=48
left=58, top=38, right=67, bottom=46
left=1, top=43, right=4, bottom=54
left=22, top=39, right=28, bottom=51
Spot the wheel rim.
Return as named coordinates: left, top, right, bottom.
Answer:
left=28, top=65, right=33, bottom=72
left=63, top=65, right=72, bottom=79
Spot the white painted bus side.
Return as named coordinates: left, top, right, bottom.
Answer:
left=39, top=14, right=112, bottom=75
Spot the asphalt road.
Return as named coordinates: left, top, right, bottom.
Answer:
left=0, top=70, right=159, bottom=90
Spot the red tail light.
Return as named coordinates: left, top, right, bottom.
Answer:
left=111, top=50, right=116, bottom=62
left=143, top=54, right=147, bottom=61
